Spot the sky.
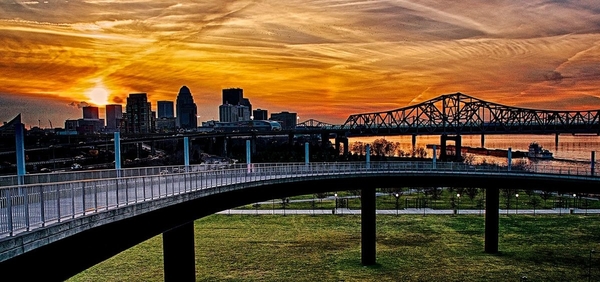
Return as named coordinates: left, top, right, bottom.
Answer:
left=1, top=0, right=600, bottom=127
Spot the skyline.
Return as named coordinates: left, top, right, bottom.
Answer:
left=1, top=1, right=600, bottom=127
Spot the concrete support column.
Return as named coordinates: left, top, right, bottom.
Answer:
left=305, top=142, right=309, bottom=165
left=592, top=151, right=596, bottom=176
left=246, top=140, right=251, bottom=165
left=485, top=187, right=499, bottom=253
left=481, top=134, right=485, bottom=148
left=507, top=148, right=512, bottom=171
left=432, top=145, right=437, bottom=169
left=163, top=221, right=196, bottom=282
left=184, top=137, right=190, bottom=170
left=114, top=132, right=122, bottom=177
left=361, top=187, right=376, bottom=265
left=342, top=137, right=349, bottom=156
left=15, top=122, right=26, bottom=185
left=366, top=144, right=371, bottom=169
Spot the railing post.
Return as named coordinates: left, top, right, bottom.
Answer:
left=56, top=184, right=61, bottom=222
left=94, top=181, right=98, bottom=213
left=7, top=188, right=13, bottom=235
left=40, top=185, right=45, bottom=226
left=82, top=181, right=86, bottom=215
left=24, top=187, right=30, bottom=231
left=71, top=182, right=75, bottom=219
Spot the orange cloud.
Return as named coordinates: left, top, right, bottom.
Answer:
left=1, top=0, right=600, bottom=127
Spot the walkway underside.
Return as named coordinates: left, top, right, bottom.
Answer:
left=0, top=173, right=597, bottom=280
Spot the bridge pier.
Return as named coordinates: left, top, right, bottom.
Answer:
left=361, top=187, right=376, bottom=265
left=335, top=136, right=349, bottom=157
left=481, top=134, right=485, bottom=148
left=412, top=134, right=417, bottom=157
left=485, top=188, right=499, bottom=253
left=440, top=134, right=462, bottom=161
left=163, top=221, right=196, bottom=282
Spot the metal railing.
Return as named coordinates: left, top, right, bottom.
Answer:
left=0, top=161, right=598, bottom=238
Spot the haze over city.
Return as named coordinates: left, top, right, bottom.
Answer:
left=1, top=0, right=600, bottom=127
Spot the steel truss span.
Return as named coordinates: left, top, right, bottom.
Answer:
left=342, top=92, right=600, bottom=135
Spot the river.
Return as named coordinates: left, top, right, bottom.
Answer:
left=348, top=134, right=600, bottom=170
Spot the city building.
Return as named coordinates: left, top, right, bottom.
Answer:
left=176, top=86, right=198, bottom=129
left=124, top=93, right=155, bottom=134
left=82, top=106, right=99, bottom=120
left=222, top=88, right=243, bottom=105
left=105, top=104, right=123, bottom=132
left=157, top=101, right=174, bottom=118
left=219, top=104, right=250, bottom=122
left=156, top=117, right=176, bottom=132
left=222, top=88, right=252, bottom=112
left=64, top=106, right=105, bottom=134
left=270, top=111, right=297, bottom=129
left=253, top=109, right=268, bottom=120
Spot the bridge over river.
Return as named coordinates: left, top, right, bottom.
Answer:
left=0, top=161, right=599, bottom=281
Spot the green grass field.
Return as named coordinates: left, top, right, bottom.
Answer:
left=69, top=214, right=600, bottom=282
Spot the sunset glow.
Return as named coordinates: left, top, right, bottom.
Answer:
left=1, top=1, right=600, bottom=126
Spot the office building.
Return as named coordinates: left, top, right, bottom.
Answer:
left=124, top=93, right=155, bottom=134
left=176, top=86, right=198, bottom=129
left=219, top=104, right=250, bottom=122
left=270, top=111, right=297, bottom=129
left=253, top=109, right=268, bottom=120
left=82, top=106, right=99, bottom=120
left=222, top=88, right=243, bottom=105
left=222, top=88, right=252, bottom=112
left=157, top=101, right=174, bottom=118
left=105, top=104, right=123, bottom=131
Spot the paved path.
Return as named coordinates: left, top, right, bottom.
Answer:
left=218, top=208, right=600, bottom=215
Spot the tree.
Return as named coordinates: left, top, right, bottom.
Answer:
left=528, top=196, right=541, bottom=216
left=350, top=141, right=366, bottom=156
left=501, top=189, right=516, bottom=213
left=463, top=154, right=475, bottom=165
left=415, top=147, right=428, bottom=158
left=465, top=188, right=479, bottom=202
left=371, top=138, right=398, bottom=157
left=424, top=187, right=442, bottom=208
left=540, top=190, right=553, bottom=206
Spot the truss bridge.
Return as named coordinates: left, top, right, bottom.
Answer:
left=341, top=92, right=600, bottom=136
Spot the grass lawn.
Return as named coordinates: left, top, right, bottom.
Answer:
left=69, top=214, right=600, bottom=282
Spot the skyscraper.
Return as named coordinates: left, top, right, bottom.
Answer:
left=220, top=88, right=252, bottom=121
left=222, top=88, right=243, bottom=105
left=253, top=109, right=268, bottom=120
left=105, top=104, right=123, bottom=131
left=125, top=93, right=154, bottom=133
left=157, top=101, right=174, bottom=118
left=82, top=106, right=99, bottom=120
left=176, top=86, right=198, bottom=129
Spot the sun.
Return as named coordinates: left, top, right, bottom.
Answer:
left=85, top=80, right=110, bottom=105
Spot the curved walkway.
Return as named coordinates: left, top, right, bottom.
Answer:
left=219, top=208, right=600, bottom=215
